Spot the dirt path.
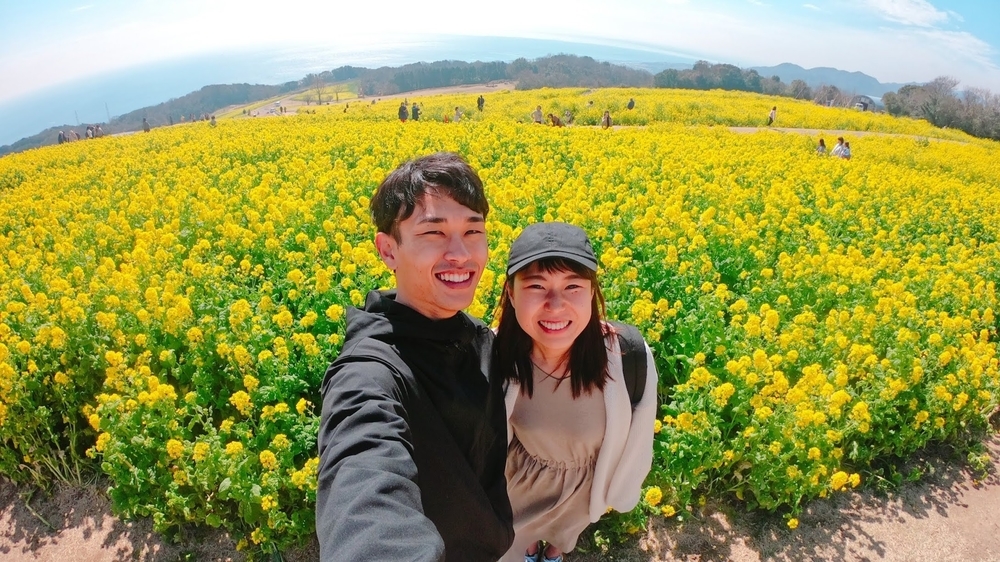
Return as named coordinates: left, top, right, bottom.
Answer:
left=1, top=434, right=997, bottom=561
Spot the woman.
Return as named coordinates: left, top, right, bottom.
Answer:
left=492, top=222, right=658, bottom=562
left=817, top=138, right=827, bottom=154
left=600, top=110, right=612, bottom=129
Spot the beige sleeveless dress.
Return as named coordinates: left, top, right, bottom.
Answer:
left=501, top=366, right=607, bottom=561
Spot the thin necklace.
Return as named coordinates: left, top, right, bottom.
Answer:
left=531, top=360, right=570, bottom=381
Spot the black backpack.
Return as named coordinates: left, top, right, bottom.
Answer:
left=608, top=321, right=648, bottom=408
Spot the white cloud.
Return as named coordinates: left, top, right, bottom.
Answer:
left=855, top=0, right=949, bottom=27
left=747, top=0, right=766, bottom=6
left=70, top=5, right=93, bottom=13
left=803, top=3, right=820, bottom=10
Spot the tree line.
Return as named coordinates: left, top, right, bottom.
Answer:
left=653, top=61, right=858, bottom=106
left=883, top=77, right=1000, bottom=140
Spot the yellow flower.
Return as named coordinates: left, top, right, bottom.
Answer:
left=166, top=439, right=184, bottom=460
left=325, top=304, right=345, bottom=322
left=192, top=442, right=210, bottom=462
left=243, top=375, right=259, bottom=393
left=261, top=495, right=277, bottom=511
left=259, top=450, right=279, bottom=471
left=296, top=398, right=310, bottom=415
left=787, top=518, right=799, bottom=529
left=661, top=505, right=676, bottom=517
left=225, top=441, right=244, bottom=456
left=653, top=419, right=662, bottom=434
left=831, top=471, right=850, bottom=491
left=230, top=391, right=252, bottom=416
left=88, top=413, right=101, bottom=431
left=644, top=486, right=663, bottom=507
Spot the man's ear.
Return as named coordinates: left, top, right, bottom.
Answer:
left=374, top=232, right=398, bottom=271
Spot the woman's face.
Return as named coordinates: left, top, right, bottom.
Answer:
left=508, top=262, right=594, bottom=359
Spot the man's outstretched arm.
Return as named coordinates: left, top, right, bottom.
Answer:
left=316, top=358, right=443, bottom=561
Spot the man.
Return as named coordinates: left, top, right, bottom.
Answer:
left=411, top=102, right=421, bottom=121
left=316, top=152, right=513, bottom=561
left=399, top=101, right=409, bottom=122
left=531, top=105, right=543, bottom=124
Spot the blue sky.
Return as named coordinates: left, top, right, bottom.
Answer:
left=1, top=0, right=999, bottom=105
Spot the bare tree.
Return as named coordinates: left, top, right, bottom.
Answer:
left=313, top=75, right=329, bottom=105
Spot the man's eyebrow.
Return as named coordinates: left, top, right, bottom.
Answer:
left=415, top=215, right=485, bottom=224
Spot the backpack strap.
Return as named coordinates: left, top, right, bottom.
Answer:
left=609, top=321, right=647, bottom=408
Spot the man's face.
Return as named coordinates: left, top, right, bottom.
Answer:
left=375, top=190, right=488, bottom=319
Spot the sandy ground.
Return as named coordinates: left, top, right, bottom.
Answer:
left=1, top=434, right=997, bottom=561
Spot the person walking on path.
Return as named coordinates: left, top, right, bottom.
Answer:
left=532, top=105, right=544, bottom=124
left=399, top=102, right=409, bottom=122
left=766, top=106, right=777, bottom=126
left=316, top=152, right=514, bottom=562
left=600, top=111, right=612, bottom=129
left=494, top=222, right=657, bottom=562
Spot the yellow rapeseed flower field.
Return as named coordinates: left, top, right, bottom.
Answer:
left=0, top=86, right=998, bottom=552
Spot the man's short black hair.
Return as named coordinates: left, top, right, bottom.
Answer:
left=370, top=152, right=489, bottom=240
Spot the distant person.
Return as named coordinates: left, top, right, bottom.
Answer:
left=477, top=95, right=485, bottom=112
left=143, top=118, right=150, bottom=133
left=840, top=142, right=852, bottom=160
left=411, top=102, right=421, bottom=121
left=627, top=97, right=635, bottom=110
left=563, top=110, right=574, bottom=125
left=601, top=110, right=612, bottom=129
left=531, top=105, right=543, bottom=124
left=547, top=113, right=563, bottom=127
left=57, top=131, right=66, bottom=144
left=831, top=137, right=845, bottom=157
left=766, top=106, right=776, bottom=126
left=454, top=106, right=462, bottom=122
left=817, top=138, right=827, bottom=155
left=85, top=126, right=93, bottom=139
left=95, top=124, right=103, bottom=137
left=71, top=130, right=80, bottom=140
left=210, top=115, right=217, bottom=127
left=399, top=102, right=408, bottom=122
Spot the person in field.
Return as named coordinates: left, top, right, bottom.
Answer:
left=399, top=101, right=409, bottom=122
left=840, top=141, right=852, bottom=160
left=532, top=105, right=544, bottom=124
left=831, top=136, right=845, bottom=157
left=547, top=113, right=564, bottom=127
left=766, top=106, right=777, bottom=126
left=316, top=153, right=513, bottom=561
left=817, top=138, right=827, bottom=154
left=493, top=222, right=657, bottom=562
left=601, top=111, right=612, bottom=129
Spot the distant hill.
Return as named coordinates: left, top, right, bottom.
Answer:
left=0, top=83, right=297, bottom=157
left=2, top=55, right=651, bottom=157
left=748, top=63, right=911, bottom=96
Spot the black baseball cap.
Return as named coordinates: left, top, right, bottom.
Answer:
left=506, top=222, right=598, bottom=276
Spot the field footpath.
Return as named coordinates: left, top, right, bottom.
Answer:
left=1, top=434, right=997, bottom=561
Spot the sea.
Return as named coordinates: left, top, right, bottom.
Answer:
left=0, top=35, right=696, bottom=147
